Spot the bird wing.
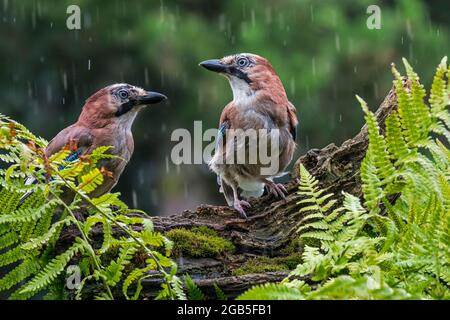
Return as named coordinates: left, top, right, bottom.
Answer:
left=215, top=120, right=229, bottom=189
left=217, top=102, right=235, bottom=150
left=216, top=121, right=228, bottom=152
left=214, top=105, right=234, bottom=202
left=20, top=125, right=93, bottom=204
left=45, top=125, right=94, bottom=159
left=287, top=101, right=298, bottom=142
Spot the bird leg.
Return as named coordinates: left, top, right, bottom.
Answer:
left=263, top=179, right=288, bottom=199
left=231, top=184, right=250, bottom=219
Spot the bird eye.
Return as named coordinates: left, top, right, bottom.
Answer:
left=117, top=89, right=129, bottom=100
left=236, top=57, right=250, bottom=68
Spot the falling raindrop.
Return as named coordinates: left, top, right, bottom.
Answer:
left=138, top=169, right=144, bottom=186
left=144, top=68, right=149, bottom=86
left=62, top=72, right=68, bottom=91
left=84, top=13, right=92, bottom=29
left=251, top=9, right=256, bottom=27
left=160, top=0, right=165, bottom=22
left=265, top=7, right=272, bottom=25
left=335, top=34, right=341, bottom=52
left=312, top=57, right=316, bottom=77
left=36, top=0, right=41, bottom=17
left=132, top=190, right=138, bottom=208
left=151, top=189, right=158, bottom=206
left=278, top=12, right=285, bottom=30
left=242, top=2, right=247, bottom=19
left=88, top=59, right=91, bottom=71
left=406, top=19, right=414, bottom=40
left=31, top=8, right=36, bottom=29
left=373, top=83, right=379, bottom=100
left=290, top=77, right=296, bottom=96
left=27, top=82, right=32, bottom=98
left=165, top=156, right=170, bottom=174
left=219, top=14, right=226, bottom=31
left=46, top=85, right=52, bottom=103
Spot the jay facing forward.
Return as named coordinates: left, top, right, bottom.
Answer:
left=25, top=84, right=167, bottom=199
left=200, top=53, right=298, bottom=218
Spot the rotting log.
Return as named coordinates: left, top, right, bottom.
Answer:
left=68, top=84, right=402, bottom=299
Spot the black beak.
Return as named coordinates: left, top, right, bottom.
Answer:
left=199, top=59, right=229, bottom=74
left=136, top=91, right=168, bottom=105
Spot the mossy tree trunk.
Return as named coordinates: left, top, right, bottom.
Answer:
left=65, top=85, right=401, bottom=299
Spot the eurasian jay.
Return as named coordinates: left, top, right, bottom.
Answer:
left=24, top=83, right=166, bottom=200
left=200, top=53, right=298, bottom=218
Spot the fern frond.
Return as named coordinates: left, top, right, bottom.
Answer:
left=103, top=244, right=138, bottom=286
left=20, top=241, right=84, bottom=294
left=237, top=283, right=302, bottom=300
left=430, top=57, right=448, bottom=117
left=78, top=168, right=104, bottom=194
left=0, top=259, right=40, bottom=291
left=184, top=274, right=205, bottom=300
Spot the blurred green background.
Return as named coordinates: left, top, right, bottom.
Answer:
left=0, top=0, right=448, bottom=215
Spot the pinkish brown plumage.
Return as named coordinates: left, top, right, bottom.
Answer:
left=200, top=53, right=298, bottom=218
left=40, top=83, right=167, bottom=198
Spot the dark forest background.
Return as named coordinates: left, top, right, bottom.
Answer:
left=1, top=0, right=448, bottom=215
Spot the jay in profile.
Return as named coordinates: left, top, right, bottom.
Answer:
left=23, top=84, right=166, bottom=200
left=200, top=53, right=298, bottom=218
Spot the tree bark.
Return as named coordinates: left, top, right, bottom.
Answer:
left=72, top=85, right=401, bottom=299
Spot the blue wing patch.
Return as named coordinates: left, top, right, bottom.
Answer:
left=58, top=149, right=82, bottom=170
left=65, top=150, right=81, bottom=163
left=21, top=147, right=83, bottom=205
left=216, top=123, right=227, bottom=150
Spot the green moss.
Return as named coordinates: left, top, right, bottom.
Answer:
left=282, top=236, right=320, bottom=255
left=281, top=237, right=303, bottom=255
left=166, top=226, right=235, bottom=257
left=232, top=253, right=303, bottom=276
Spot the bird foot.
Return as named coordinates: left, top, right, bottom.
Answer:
left=233, top=200, right=250, bottom=219
left=266, top=182, right=288, bottom=199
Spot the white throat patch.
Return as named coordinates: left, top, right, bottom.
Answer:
left=116, top=108, right=140, bottom=131
left=228, top=76, right=256, bottom=106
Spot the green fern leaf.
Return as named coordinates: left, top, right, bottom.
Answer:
left=237, top=283, right=302, bottom=300
left=20, top=241, right=84, bottom=294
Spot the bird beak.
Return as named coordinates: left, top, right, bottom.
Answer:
left=199, top=59, right=229, bottom=74
left=136, top=91, right=168, bottom=105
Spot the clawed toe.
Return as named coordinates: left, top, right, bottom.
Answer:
left=233, top=200, right=250, bottom=219
left=240, top=200, right=251, bottom=208
left=267, top=183, right=288, bottom=199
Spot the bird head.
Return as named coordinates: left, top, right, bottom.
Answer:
left=78, top=83, right=167, bottom=128
left=199, top=53, right=287, bottom=104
